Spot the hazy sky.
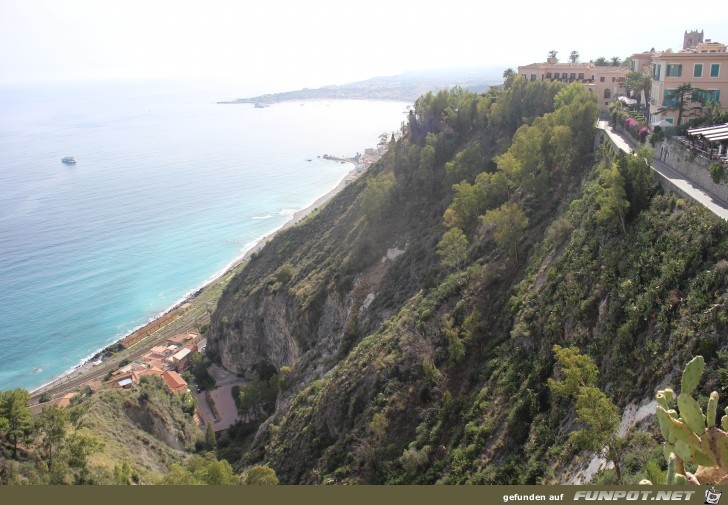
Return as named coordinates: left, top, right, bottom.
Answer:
left=2, top=0, right=726, bottom=92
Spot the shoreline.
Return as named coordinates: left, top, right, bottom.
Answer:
left=30, top=161, right=361, bottom=397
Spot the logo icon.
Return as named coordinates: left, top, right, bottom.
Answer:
left=706, top=487, right=722, bottom=505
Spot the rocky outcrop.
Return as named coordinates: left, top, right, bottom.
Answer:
left=209, top=285, right=352, bottom=382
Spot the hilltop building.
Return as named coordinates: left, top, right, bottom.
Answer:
left=517, top=61, right=629, bottom=112
left=629, top=33, right=728, bottom=126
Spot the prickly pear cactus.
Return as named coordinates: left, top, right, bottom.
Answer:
left=655, top=355, right=728, bottom=485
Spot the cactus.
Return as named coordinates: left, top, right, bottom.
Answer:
left=677, top=393, right=705, bottom=435
left=666, top=452, right=677, bottom=484
left=708, top=392, right=719, bottom=428
left=680, top=356, right=704, bottom=395
left=654, top=355, right=728, bottom=484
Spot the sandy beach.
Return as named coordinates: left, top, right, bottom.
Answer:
left=30, top=161, right=364, bottom=402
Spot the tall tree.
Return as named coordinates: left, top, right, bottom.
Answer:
left=569, top=51, right=579, bottom=63
left=625, top=71, right=651, bottom=105
left=502, top=68, right=517, bottom=89
left=360, top=173, right=395, bottom=222
left=594, top=57, right=608, bottom=66
left=205, top=422, right=217, bottom=451
left=0, top=389, right=33, bottom=458
left=656, top=83, right=703, bottom=125
left=480, top=202, right=528, bottom=262
left=437, top=228, right=469, bottom=271
left=595, top=162, right=629, bottom=234
left=547, top=50, right=559, bottom=62
left=548, top=345, right=624, bottom=483
left=35, top=405, right=68, bottom=467
left=611, top=56, right=622, bottom=66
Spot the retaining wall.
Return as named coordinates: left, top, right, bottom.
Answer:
left=653, top=138, right=728, bottom=205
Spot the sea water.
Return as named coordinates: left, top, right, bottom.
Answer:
left=0, top=79, right=409, bottom=390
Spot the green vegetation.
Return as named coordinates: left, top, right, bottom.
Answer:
left=195, top=74, right=728, bottom=486
left=20, top=66, right=726, bottom=486
left=548, top=345, right=623, bottom=482
left=0, top=377, right=209, bottom=484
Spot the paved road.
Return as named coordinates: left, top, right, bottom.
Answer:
left=597, top=121, right=728, bottom=221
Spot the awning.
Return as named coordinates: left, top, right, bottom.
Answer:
left=618, top=96, right=638, bottom=105
left=688, top=123, right=728, bottom=135
left=652, top=119, right=672, bottom=127
left=702, top=127, right=728, bottom=139
left=703, top=132, right=728, bottom=142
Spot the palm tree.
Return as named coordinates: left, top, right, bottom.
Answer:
left=547, top=50, right=558, bottom=62
left=595, top=57, right=608, bottom=66
left=625, top=72, right=651, bottom=105
left=502, top=68, right=517, bottom=88
left=569, top=51, right=579, bottom=63
left=611, top=56, right=622, bottom=66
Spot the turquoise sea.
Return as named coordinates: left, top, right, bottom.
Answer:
left=0, top=79, right=409, bottom=390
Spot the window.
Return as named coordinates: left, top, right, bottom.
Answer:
left=711, top=64, right=720, bottom=77
left=604, top=89, right=611, bottom=99
left=694, top=64, right=703, bottom=78
left=653, top=64, right=661, bottom=81
left=662, top=89, right=679, bottom=107
left=570, top=73, right=576, bottom=80
left=666, top=118, right=674, bottom=125
left=578, top=73, right=584, bottom=80
left=666, top=64, right=682, bottom=77
left=562, top=73, right=568, bottom=79
left=692, top=89, right=721, bottom=104
left=600, top=76, right=605, bottom=82
left=546, top=72, right=552, bottom=78
left=530, top=74, right=536, bottom=81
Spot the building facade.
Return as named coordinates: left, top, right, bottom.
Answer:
left=517, top=62, right=630, bottom=112
left=648, top=41, right=728, bottom=125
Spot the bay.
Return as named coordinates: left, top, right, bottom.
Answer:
left=0, top=79, right=409, bottom=390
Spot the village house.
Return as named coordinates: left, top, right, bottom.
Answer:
left=161, top=370, right=188, bottom=394
left=166, top=347, right=192, bottom=371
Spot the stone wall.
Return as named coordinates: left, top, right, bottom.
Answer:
left=654, top=138, right=728, bottom=205
left=595, top=129, right=711, bottom=206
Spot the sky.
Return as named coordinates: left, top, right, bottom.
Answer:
left=1, top=0, right=727, bottom=93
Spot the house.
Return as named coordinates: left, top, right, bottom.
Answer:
left=517, top=61, right=629, bottom=112
left=113, top=371, right=139, bottom=389
left=161, top=370, right=188, bottom=394
left=166, top=332, right=198, bottom=346
left=54, top=392, right=78, bottom=409
left=648, top=41, right=728, bottom=125
left=166, top=347, right=192, bottom=370
left=195, top=338, right=207, bottom=354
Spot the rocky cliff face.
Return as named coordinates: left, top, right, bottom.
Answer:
left=205, top=84, right=728, bottom=485
left=210, top=284, right=351, bottom=382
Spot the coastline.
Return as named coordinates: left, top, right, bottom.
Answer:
left=30, top=161, right=361, bottom=398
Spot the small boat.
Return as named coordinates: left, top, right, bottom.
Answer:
left=34, top=367, right=42, bottom=373
left=62, top=156, right=76, bottom=164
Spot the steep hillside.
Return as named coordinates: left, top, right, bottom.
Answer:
left=207, top=80, right=728, bottom=484
left=0, top=376, right=203, bottom=484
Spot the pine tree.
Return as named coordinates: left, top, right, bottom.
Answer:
left=205, top=422, right=217, bottom=451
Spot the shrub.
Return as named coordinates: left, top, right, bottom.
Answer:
left=709, top=163, right=725, bottom=184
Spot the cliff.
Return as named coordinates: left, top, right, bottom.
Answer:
left=207, top=81, right=728, bottom=484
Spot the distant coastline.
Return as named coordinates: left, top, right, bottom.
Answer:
left=218, top=68, right=500, bottom=105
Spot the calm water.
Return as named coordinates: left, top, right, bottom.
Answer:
left=0, top=79, right=408, bottom=390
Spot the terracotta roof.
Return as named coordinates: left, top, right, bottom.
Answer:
left=162, top=370, right=188, bottom=392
